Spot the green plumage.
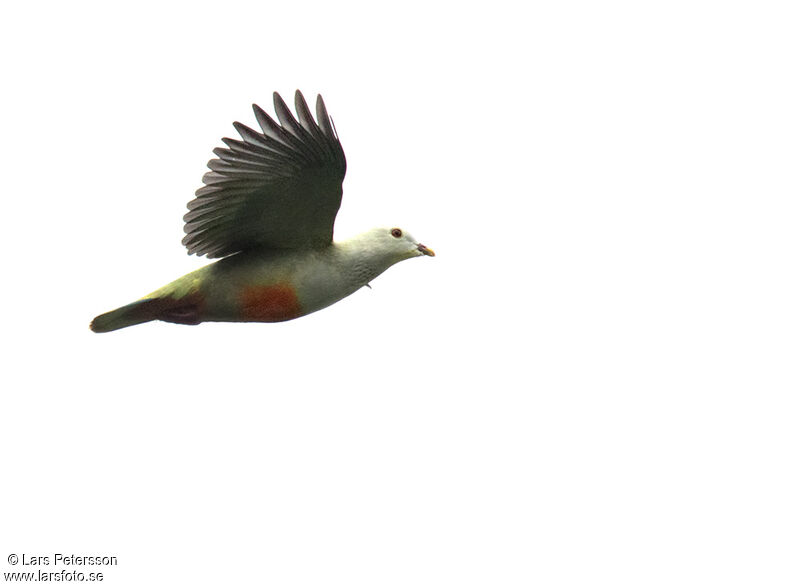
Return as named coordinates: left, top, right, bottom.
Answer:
left=90, top=300, right=158, bottom=333
left=89, top=91, right=434, bottom=333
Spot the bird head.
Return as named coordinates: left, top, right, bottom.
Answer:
left=369, top=226, right=435, bottom=261
left=338, top=227, right=434, bottom=287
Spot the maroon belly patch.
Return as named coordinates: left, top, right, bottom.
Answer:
left=239, top=284, right=302, bottom=322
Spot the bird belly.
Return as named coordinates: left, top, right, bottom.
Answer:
left=188, top=247, right=360, bottom=324
left=238, top=283, right=303, bottom=322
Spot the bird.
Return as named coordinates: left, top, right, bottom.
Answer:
left=90, top=90, right=434, bottom=333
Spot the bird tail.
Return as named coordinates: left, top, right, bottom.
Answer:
left=89, top=299, right=160, bottom=333
left=90, top=295, right=203, bottom=333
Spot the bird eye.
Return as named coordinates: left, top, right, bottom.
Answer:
left=391, top=228, right=402, bottom=238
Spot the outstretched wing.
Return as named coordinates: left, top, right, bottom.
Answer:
left=182, top=90, right=347, bottom=258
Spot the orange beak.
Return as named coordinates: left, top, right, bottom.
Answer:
left=417, top=243, right=435, bottom=257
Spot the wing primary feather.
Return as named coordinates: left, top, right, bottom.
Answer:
left=295, top=91, right=328, bottom=145
left=252, top=102, right=319, bottom=162
left=294, top=90, right=331, bottom=160
left=183, top=210, right=237, bottom=229
left=184, top=198, right=246, bottom=217
left=220, top=137, right=294, bottom=166
left=314, top=95, right=344, bottom=165
left=212, top=148, right=283, bottom=170
left=192, top=186, right=261, bottom=200
left=294, top=91, right=317, bottom=134
left=219, top=136, right=301, bottom=170
left=207, top=159, right=281, bottom=176
left=252, top=103, right=293, bottom=146
left=184, top=216, right=237, bottom=234
left=272, top=92, right=304, bottom=139
left=182, top=227, right=229, bottom=248
left=329, top=115, right=345, bottom=170
left=202, top=172, right=270, bottom=188
left=193, top=185, right=223, bottom=198
left=183, top=224, right=246, bottom=251
left=270, top=93, right=321, bottom=161
left=186, top=201, right=246, bottom=217
left=186, top=193, right=250, bottom=210
left=316, top=94, right=336, bottom=140
left=232, top=121, right=306, bottom=163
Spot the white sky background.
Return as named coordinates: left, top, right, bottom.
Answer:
left=1, top=1, right=799, bottom=585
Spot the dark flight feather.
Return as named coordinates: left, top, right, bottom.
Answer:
left=182, top=90, right=346, bottom=258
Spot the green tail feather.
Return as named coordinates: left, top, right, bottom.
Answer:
left=89, top=300, right=158, bottom=333
left=90, top=295, right=203, bottom=333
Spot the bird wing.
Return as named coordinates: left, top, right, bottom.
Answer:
left=182, top=90, right=347, bottom=258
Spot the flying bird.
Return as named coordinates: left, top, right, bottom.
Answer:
left=90, top=90, right=434, bottom=333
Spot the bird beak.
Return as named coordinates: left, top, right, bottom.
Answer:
left=417, top=243, right=435, bottom=257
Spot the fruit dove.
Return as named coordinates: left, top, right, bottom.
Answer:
left=90, top=91, right=434, bottom=333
